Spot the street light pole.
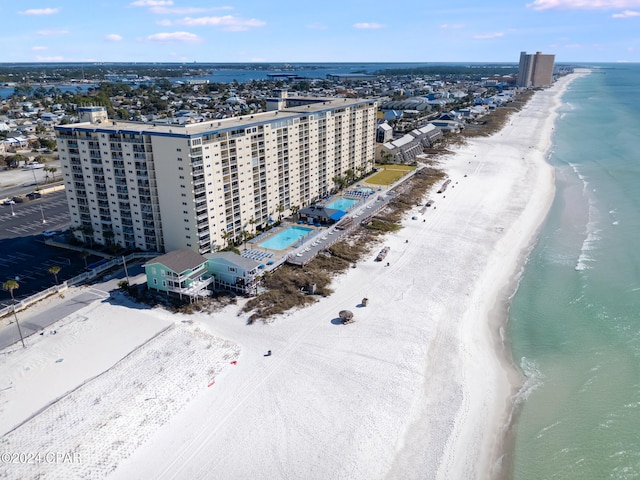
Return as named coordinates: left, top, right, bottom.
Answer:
left=10, top=203, right=15, bottom=216
left=12, top=302, right=26, bottom=349
left=122, top=255, right=130, bottom=286
left=39, top=204, right=47, bottom=224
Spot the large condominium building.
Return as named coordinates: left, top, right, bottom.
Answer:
left=55, top=96, right=377, bottom=254
left=516, top=51, right=555, bottom=88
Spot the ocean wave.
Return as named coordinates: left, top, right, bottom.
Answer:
left=536, top=420, right=562, bottom=440
left=575, top=202, right=601, bottom=271
left=515, top=357, right=545, bottom=405
left=568, top=162, right=590, bottom=192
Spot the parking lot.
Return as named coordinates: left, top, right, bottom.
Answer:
left=0, top=191, right=70, bottom=240
left=0, top=191, right=101, bottom=305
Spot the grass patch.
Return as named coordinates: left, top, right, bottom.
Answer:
left=366, top=165, right=416, bottom=185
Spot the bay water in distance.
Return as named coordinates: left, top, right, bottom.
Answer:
left=509, top=64, right=640, bottom=478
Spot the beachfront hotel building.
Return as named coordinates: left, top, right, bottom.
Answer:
left=54, top=96, right=377, bottom=254
left=516, top=51, right=555, bottom=88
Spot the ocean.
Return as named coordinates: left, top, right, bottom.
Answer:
left=508, top=64, right=640, bottom=479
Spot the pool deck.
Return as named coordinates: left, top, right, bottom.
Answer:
left=286, top=192, right=394, bottom=266
left=244, top=165, right=422, bottom=270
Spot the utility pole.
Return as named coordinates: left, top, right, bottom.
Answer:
left=122, top=255, right=130, bottom=285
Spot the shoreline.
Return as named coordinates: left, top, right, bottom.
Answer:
left=489, top=69, right=591, bottom=479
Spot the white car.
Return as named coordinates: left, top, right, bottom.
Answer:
left=3, top=199, right=15, bottom=205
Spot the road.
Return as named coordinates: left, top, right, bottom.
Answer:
left=0, top=264, right=145, bottom=350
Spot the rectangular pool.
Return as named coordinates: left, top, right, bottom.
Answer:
left=258, top=225, right=314, bottom=250
left=325, top=197, right=358, bottom=211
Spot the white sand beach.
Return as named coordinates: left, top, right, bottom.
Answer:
left=0, top=72, right=585, bottom=480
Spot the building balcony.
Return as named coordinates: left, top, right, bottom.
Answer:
left=166, top=276, right=214, bottom=298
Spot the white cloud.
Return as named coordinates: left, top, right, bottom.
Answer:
left=19, top=8, right=60, bottom=15
left=31, top=46, right=48, bottom=51
left=612, top=9, right=640, bottom=16
left=440, top=23, right=465, bottom=29
left=528, top=0, right=640, bottom=10
left=473, top=32, right=504, bottom=39
left=130, top=0, right=173, bottom=6
left=353, top=22, right=385, bottom=29
left=172, top=15, right=266, bottom=31
left=105, top=34, right=123, bottom=41
left=37, top=29, right=69, bottom=36
left=147, top=31, right=202, bottom=42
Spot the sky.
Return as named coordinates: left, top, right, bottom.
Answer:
left=1, top=0, right=639, bottom=64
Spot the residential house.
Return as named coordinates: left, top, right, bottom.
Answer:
left=376, top=122, right=393, bottom=143
left=145, top=248, right=213, bottom=301
left=205, top=251, right=260, bottom=295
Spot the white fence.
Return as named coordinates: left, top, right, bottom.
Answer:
left=0, top=252, right=158, bottom=319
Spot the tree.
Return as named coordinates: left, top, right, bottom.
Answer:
left=221, top=230, right=232, bottom=248
left=80, top=225, right=94, bottom=247
left=3, top=280, right=25, bottom=348
left=80, top=250, right=89, bottom=269
left=48, top=265, right=61, bottom=284
left=241, top=229, right=250, bottom=249
left=345, top=168, right=355, bottom=185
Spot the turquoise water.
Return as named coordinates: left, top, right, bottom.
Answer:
left=509, top=65, right=640, bottom=478
left=326, top=198, right=358, bottom=211
left=258, top=226, right=313, bottom=250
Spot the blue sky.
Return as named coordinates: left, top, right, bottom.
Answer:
left=1, top=0, right=639, bottom=63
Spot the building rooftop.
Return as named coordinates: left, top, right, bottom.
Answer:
left=149, top=248, right=207, bottom=274
left=55, top=97, right=376, bottom=138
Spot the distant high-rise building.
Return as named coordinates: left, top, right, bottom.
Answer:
left=516, top=51, right=555, bottom=87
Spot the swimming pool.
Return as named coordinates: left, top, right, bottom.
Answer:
left=325, top=197, right=358, bottom=211
left=258, top=225, right=313, bottom=250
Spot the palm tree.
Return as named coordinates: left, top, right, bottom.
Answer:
left=345, top=168, right=355, bottom=185
left=80, top=225, right=94, bottom=247
left=241, top=229, right=250, bottom=249
left=221, top=230, right=232, bottom=248
left=3, top=280, right=25, bottom=348
left=48, top=265, right=61, bottom=284
left=80, top=250, right=89, bottom=269
left=276, top=204, right=285, bottom=221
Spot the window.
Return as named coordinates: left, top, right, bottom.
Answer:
left=162, top=280, right=167, bottom=287
left=161, top=270, right=166, bottom=276
left=153, top=278, right=158, bottom=285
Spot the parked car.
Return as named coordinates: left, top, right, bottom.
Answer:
left=42, top=230, right=57, bottom=237
left=3, top=199, right=15, bottom=205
